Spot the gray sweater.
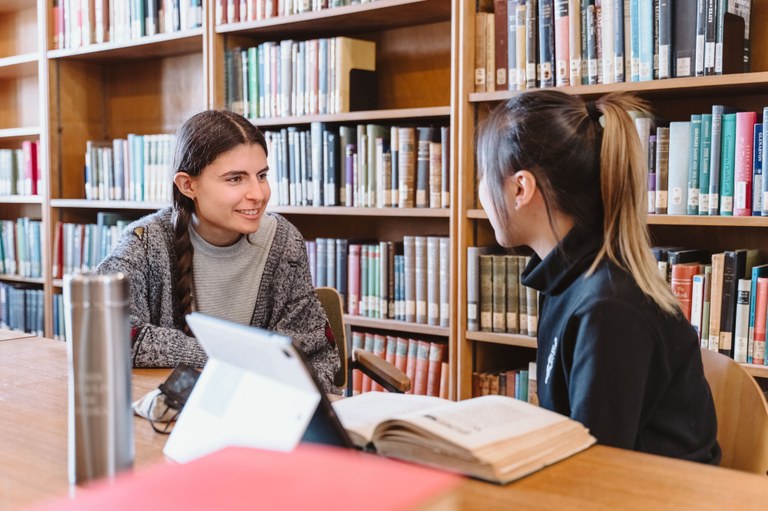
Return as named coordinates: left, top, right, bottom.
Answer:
left=97, top=208, right=340, bottom=394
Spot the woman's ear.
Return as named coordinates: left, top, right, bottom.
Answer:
left=173, top=172, right=196, bottom=200
left=510, top=170, right=537, bottom=210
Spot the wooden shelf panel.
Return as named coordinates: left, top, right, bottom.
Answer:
left=270, top=206, right=450, bottom=217
left=0, top=195, right=42, bottom=204
left=468, top=209, right=768, bottom=227
left=47, top=29, right=204, bottom=61
left=0, top=0, right=33, bottom=12
left=469, top=72, right=768, bottom=102
left=0, top=53, right=37, bottom=79
left=216, top=0, right=451, bottom=38
left=251, top=106, right=451, bottom=127
left=466, top=331, right=538, bottom=349
left=50, top=199, right=170, bottom=210
left=0, top=126, right=39, bottom=140
left=743, top=364, right=768, bottom=379
left=0, top=275, right=43, bottom=285
left=344, top=315, right=449, bottom=336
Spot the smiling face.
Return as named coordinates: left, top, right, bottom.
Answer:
left=174, top=143, right=271, bottom=246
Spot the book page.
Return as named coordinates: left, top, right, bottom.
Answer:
left=332, top=392, right=448, bottom=445
left=385, top=395, right=569, bottom=452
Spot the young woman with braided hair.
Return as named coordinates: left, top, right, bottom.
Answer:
left=476, top=90, right=720, bottom=463
left=98, top=110, right=341, bottom=394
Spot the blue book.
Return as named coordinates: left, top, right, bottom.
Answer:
left=754, top=123, right=763, bottom=216
left=613, top=0, right=625, bottom=82
left=762, top=107, right=768, bottom=216
left=699, top=113, right=713, bottom=215
left=630, top=0, right=640, bottom=81
left=638, top=0, right=654, bottom=81
left=688, top=115, right=702, bottom=214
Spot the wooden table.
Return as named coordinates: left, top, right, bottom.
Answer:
left=2, top=337, right=767, bottom=511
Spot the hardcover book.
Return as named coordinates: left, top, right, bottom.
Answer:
left=332, top=392, right=595, bottom=485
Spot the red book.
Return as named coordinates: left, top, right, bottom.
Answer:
left=412, top=340, right=431, bottom=396
left=371, top=334, right=387, bottom=392
left=404, top=337, right=419, bottom=394
left=425, top=342, right=445, bottom=397
left=21, top=140, right=38, bottom=195
left=753, top=277, right=768, bottom=365
left=394, top=337, right=408, bottom=373
left=671, top=263, right=702, bottom=321
left=32, top=445, right=460, bottom=511
left=734, top=111, right=757, bottom=216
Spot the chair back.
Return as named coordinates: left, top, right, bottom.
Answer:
left=700, top=348, right=768, bottom=475
left=315, top=287, right=348, bottom=389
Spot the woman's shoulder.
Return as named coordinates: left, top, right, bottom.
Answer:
left=113, top=208, right=175, bottom=252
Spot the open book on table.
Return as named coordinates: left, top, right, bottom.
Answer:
left=331, top=392, right=596, bottom=484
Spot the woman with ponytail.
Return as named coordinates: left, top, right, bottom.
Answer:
left=476, top=90, right=720, bottom=463
left=98, top=110, right=340, bottom=394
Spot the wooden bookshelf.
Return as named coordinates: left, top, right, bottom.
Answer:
left=268, top=206, right=450, bottom=218
left=251, top=106, right=451, bottom=128
left=215, top=0, right=452, bottom=37
left=454, top=0, right=768, bottom=399
left=0, top=275, right=44, bottom=285
left=344, top=315, right=449, bottom=337
left=8, top=0, right=766, bottom=400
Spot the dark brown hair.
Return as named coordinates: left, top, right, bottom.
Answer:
left=172, top=110, right=268, bottom=334
left=476, top=90, right=678, bottom=315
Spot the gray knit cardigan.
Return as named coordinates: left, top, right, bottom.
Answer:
left=97, top=208, right=340, bottom=394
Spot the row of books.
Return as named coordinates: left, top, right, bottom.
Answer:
left=350, top=331, right=449, bottom=398
left=307, top=236, right=450, bottom=326
left=476, top=0, right=751, bottom=92
left=0, top=141, right=41, bottom=196
left=54, top=0, right=204, bottom=50
left=0, top=284, right=44, bottom=337
left=655, top=246, right=767, bottom=365
left=265, top=124, right=450, bottom=208
left=51, top=215, right=132, bottom=279
left=225, top=37, right=375, bottom=119
left=216, top=0, right=378, bottom=24
left=84, top=134, right=175, bottom=203
left=0, top=218, right=43, bottom=279
left=472, top=362, right=538, bottom=404
left=467, top=249, right=540, bottom=337
left=638, top=107, right=768, bottom=217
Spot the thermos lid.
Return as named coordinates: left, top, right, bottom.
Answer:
left=64, top=272, right=130, bottom=308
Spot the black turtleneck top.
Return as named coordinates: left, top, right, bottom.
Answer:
left=521, top=226, right=721, bottom=464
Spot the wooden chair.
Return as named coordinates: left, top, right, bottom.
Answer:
left=700, top=348, right=768, bottom=475
left=315, top=287, right=410, bottom=394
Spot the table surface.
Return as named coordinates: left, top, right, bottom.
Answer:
left=2, top=336, right=767, bottom=511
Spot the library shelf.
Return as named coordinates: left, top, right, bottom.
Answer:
left=468, top=72, right=768, bottom=103
left=0, top=195, right=42, bottom=204
left=0, top=53, right=37, bottom=79
left=743, top=364, right=768, bottom=379
left=344, top=315, right=449, bottom=337
left=46, top=28, right=204, bottom=61
left=215, top=0, right=451, bottom=38
left=466, top=331, right=537, bottom=349
left=0, top=127, right=39, bottom=140
left=251, top=106, right=451, bottom=128
left=468, top=209, right=768, bottom=227
left=269, top=206, right=450, bottom=217
left=0, top=275, right=44, bottom=285
left=50, top=199, right=171, bottom=210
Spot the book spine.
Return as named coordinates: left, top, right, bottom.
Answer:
left=699, top=113, right=713, bottom=214
left=708, top=105, right=725, bottom=215
left=654, top=127, right=670, bottom=214
left=707, top=252, right=725, bottom=351
left=688, top=115, right=702, bottom=215
left=538, top=0, right=555, bottom=87
left=479, top=254, right=493, bottom=332
left=667, top=122, right=691, bottom=216
left=753, top=123, right=763, bottom=216
left=554, top=0, right=570, bottom=86
left=526, top=0, right=539, bottom=89
left=495, top=0, right=509, bottom=90
left=426, top=342, right=445, bottom=397
left=505, top=255, right=519, bottom=334
left=569, top=0, right=582, bottom=85
left=439, top=237, right=450, bottom=328
left=657, top=0, right=672, bottom=79
left=753, top=277, right=768, bottom=365
left=691, top=273, right=705, bottom=342
left=718, top=113, right=737, bottom=216
left=734, top=111, right=756, bottom=216
left=733, top=278, right=751, bottom=363
left=492, top=255, right=507, bottom=332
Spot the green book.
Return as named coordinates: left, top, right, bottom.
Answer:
left=719, top=112, right=737, bottom=215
